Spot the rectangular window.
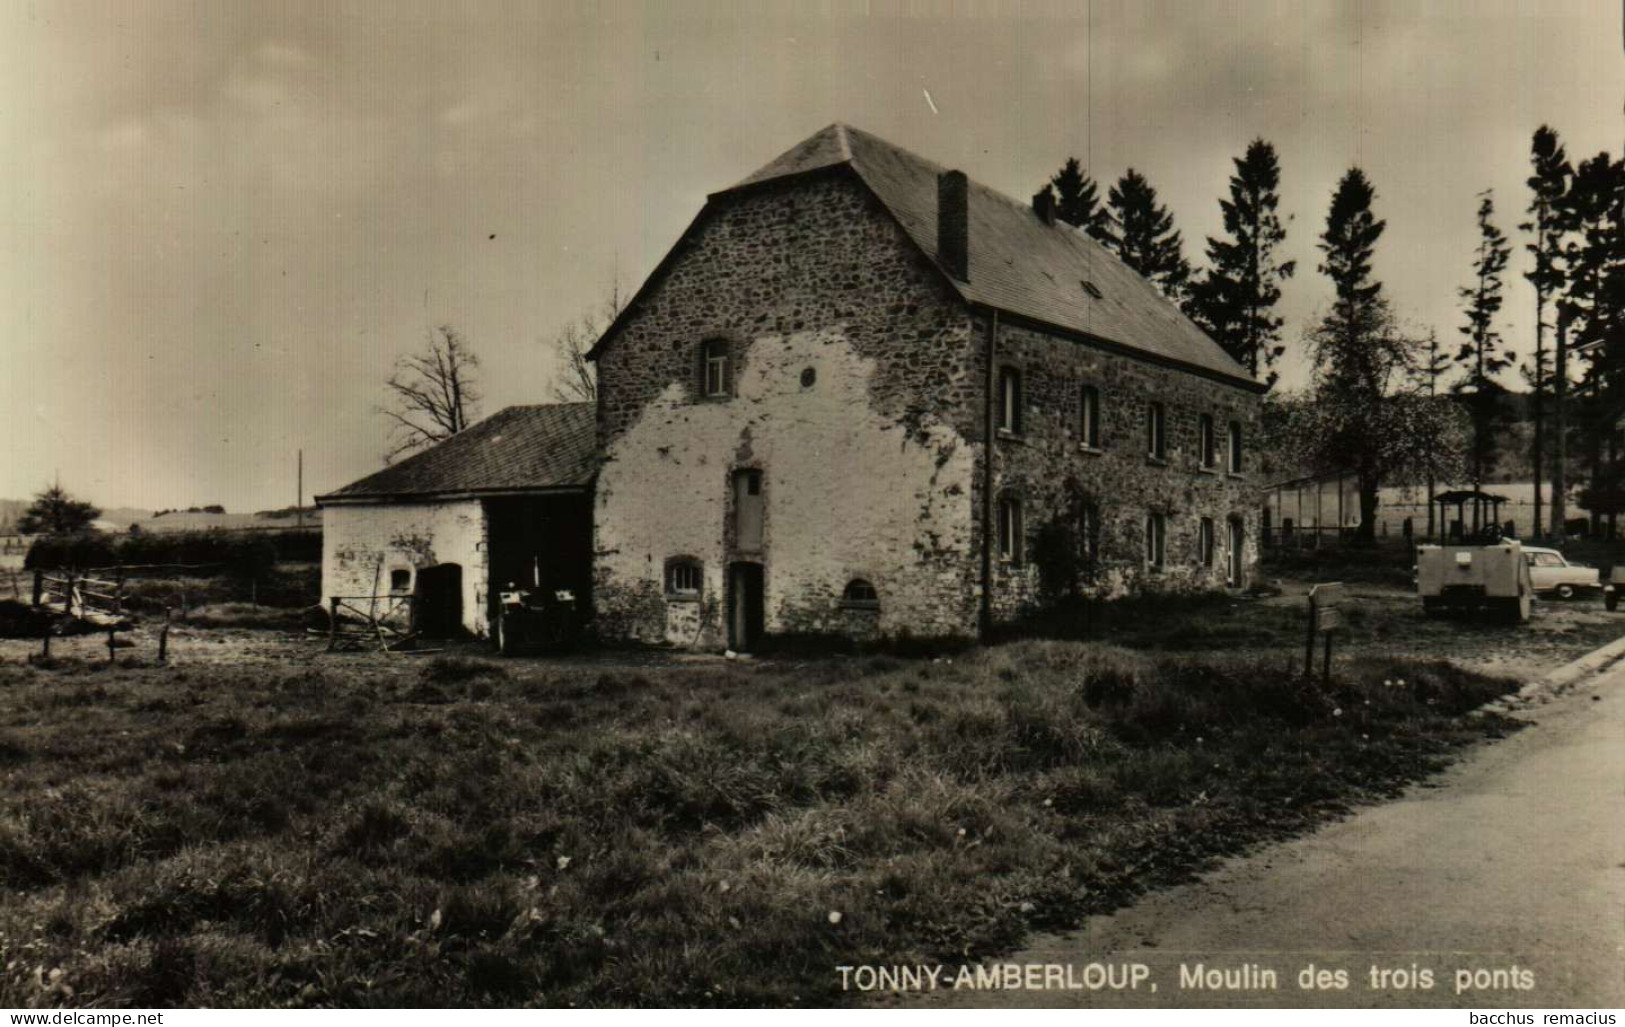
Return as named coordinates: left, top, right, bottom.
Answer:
left=1081, top=385, right=1101, bottom=449
left=1227, top=421, right=1244, bottom=474
left=1081, top=503, right=1100, bottom=567
left=1146, top=512, right=1166, bottom=571
left=998, top=367, right=1022, bottom=434
left=390, top=569, right=411, bottom=594
left=998, top=496, right=1024, bottom=564
left=1147, top=402, right=1166, bottom=460
left=702, top=339, right=730, bottom=398
left=1199, top=414, right=1217, bottom=469
left=1199, top=517, right=1215, bottom=567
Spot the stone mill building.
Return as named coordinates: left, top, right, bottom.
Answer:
left=320, top=123, right=1265, bottom=650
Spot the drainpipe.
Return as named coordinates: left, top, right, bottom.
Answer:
left=979, top=309, right=999, bottom=640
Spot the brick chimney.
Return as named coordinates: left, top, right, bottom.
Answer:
left=938, top=170, right=969, bottom=281
left=1032, top=187, right=1055, bottom=225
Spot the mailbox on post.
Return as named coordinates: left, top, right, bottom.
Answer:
left=1306, top=582, right=1346, bottom=681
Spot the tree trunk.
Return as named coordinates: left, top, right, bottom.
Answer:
left=1357, top=471, right=1379, bottom=545
left=1553, top=313, right=1568, bottom=538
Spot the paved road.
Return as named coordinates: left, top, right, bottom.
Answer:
left=925, top=658, right=1625, bottom=1009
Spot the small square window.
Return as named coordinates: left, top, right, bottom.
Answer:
left=667, top=560, right=703, bottom=596
left=390, top=569, right=411, bottom=594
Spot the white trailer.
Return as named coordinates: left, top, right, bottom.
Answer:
left=1416, top=541, right=1534, bottom=622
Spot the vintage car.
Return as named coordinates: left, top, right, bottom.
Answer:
left=1522, top=546, right=1601, bottom=599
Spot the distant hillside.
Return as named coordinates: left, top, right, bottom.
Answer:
left=133, top=508, right=322, bottom=534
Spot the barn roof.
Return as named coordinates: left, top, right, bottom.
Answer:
left=317, top=403, right=595, bottom=503
left=591, top=123, right=1259, bottom=389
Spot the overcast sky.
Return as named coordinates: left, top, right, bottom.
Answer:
left=1, top=0, right=1620, bottom=513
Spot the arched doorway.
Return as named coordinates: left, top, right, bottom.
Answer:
left=414, top=563, right=464, bottom=637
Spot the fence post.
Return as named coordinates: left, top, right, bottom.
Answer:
left=31, top=569, right=42, bottom=607
left=158, top=608, right=171, bottom=663
left=328, top=596, right=340, bottom=651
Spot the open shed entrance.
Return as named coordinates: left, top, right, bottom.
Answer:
left=484, top=494, right=594, bottom=632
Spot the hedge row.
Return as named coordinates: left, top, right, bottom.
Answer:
left=24, top=530, right=320, bottom=576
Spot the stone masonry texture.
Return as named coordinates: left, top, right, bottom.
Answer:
left=592, top=167, right=1261, bottom=647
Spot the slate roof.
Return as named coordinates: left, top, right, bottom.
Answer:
left=318, top=404, right=596, bottom=502
left=593, top=123, right=1259, bottom=389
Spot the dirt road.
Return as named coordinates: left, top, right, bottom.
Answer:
left=925, top=654, right=1625, bottom=1009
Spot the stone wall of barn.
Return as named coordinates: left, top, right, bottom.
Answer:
left=321, top=500, right=489, bottom=637
left=976, top=315, right=1264, bottom=620
left=592, top=172, right=982, bottom=647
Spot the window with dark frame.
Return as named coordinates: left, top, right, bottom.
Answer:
left=1199, top=517, right=1215, bottom=567
left=1227, top=420, right=1243, bottom=473
left=842, top=579, right=879, bottom=607
left=998, top=366, right=1023, bottom=434
left=1146, top=512, right=1166, bottom=571
left=1146, top=402, right=1166, bottom=460
left=1199, top=414, right=1217, bottom=469
left=701, top=339, right=730, bottom=398
left=998, top=495, right=1024, bottom=564
left=667, top=559, right=703, bottom=597
left=1081, top=384, right=1101, bottom=449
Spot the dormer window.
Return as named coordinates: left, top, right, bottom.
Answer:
left=700, top=339, right=731, bottom=398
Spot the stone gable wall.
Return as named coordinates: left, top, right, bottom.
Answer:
left=592, top=172, right=982, bottom=647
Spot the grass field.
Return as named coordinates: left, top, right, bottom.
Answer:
left=0, top=629, right=1530, bottom=1008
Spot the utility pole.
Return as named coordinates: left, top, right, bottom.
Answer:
left=1553, top=305, right=1571, bottom=540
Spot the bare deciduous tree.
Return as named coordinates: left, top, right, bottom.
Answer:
left=379, top=325, right=483, bottom=462
left=549, top=282, right=624, bottom=403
